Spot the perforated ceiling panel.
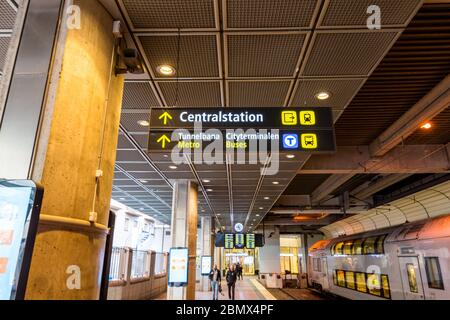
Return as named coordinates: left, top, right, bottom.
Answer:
left=289, top=78, right=366, bottom=109
left=0, top=1, right=16, bottom=30
left=157, top=81, right=222, bottom=106
left=301, top=31, right=400, bottom=77
left=0, top=36, right=10, bottom=72
left=226, top=33, right=307, bottom=77
left=225, top=0, right=319, bottom=29
left=122, top=82, right=161, bottom=109
left=138, top=35, right=220, bottom=79
left=121, top=0, right=217, bottom=30
left=228, top=80, right=292, bottom=107
left=120, top=112, right=150, bottom=132
left=318, top=0, right=422, bottom=28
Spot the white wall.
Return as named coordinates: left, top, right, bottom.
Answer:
left=259, top=226, right=281, bottom=274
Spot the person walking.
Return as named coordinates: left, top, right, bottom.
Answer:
left=226, top=264, right=237, bottom=300
left=237, top=263, right=243, bottom=280
left=209, top=264, right=221, bottom=300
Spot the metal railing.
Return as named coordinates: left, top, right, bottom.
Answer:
left=154, top=252, right=167, bottom=276
left=109, top=247, right=128, bottom=281
left=131, top=250, right=151, bottom=279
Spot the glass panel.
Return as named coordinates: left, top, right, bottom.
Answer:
left=367, top=273, right=381, bottom=296
left=381, top=275, right=390, bottom=299
left=362, top=237, right=377, bottom=254
left=334, top=242, right=344, bottom=255
left=337, top=270, right=346, bottom=287
left=333, top=271, right=337, bottom=285
left=343, top=240, right=353, bottom=255
left=356, top=272, right=367, bottom=292
left=345, top=271, right=355, bottom=289
left=375, top=235, right=386, bottom=254
left=406, top=263, right=418, bottom=293
left=425, top=257, right=444, bottom=290
left=331, top=243, right=336, bottom=255
left=352, top=239, right=363, bottom=255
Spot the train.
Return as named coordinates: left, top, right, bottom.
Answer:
left=308, top=214, right=450, bottom=300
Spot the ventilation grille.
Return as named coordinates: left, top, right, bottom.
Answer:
left=301, top=31, right=400, bottom=77
left=139, top=35, right=219, bottom=78
left=226, top=0, right=319, bottom=29
left=0, top=1, right=16, bottom=29
left=227, top=33, right=306, bottom=77
left=121, top=0, right=216, bottom=29
left=0, top=36, right=10, bottom=72
left=120, top=112, right=151, bottom=132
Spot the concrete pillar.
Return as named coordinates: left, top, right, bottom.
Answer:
left=200, top=216, right=212, bottom=292
left=22, top=0, right=124, bottom=299
left=167, top=180, right=198, bottom=300
left=259, top=226, right=282, bottom=288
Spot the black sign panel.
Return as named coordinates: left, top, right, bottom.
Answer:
left=246, top=234, right=255, bottom=249
left=148, top=129, right=336, bottom=153
left=150, top=107, right=333, bottom=130
left=234, top=234, right=245, bottom=249
left=224, top=234, right=234, bottom=249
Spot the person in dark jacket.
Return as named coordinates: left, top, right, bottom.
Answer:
left=226, top=264, right=237, bottom=300
left=236, top=262, right=243, bottom=280
left=208, top=264, right=221, bottom=300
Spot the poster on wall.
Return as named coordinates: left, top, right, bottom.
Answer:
left=201, top=256, right=212, bottom=275
left=168, top=247, right=189, bottom=287
left=0, top=180, right=43, bottom=300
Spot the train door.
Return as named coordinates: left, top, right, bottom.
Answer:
left=321, top=257, right=330, bottom=290
left=398, top=257, right=425, bottom=300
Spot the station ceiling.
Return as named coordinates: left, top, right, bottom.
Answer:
left=97, top=0, right=450, bottom=232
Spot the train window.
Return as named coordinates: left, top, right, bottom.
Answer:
left=352, top=238, right=363, bottom=255
left=313, top=258, right=321, bottom=272
left=367, top=273, right=381, bottom=296
left=330, top=243, right=336, bottom=255
left=381, top=275, right=391, bottom=299
left=337, top=270, right=346, bottom=287
left=345, top=271, right=355, bottom=290
left=375, top=235, right=386, bottom=254
left=333, top=271, right=337, bottom=286
left=406, top=263, right=419, bottom=293
left=425, top=257, right=444, bottom=290
left=334, top=242, right=344, bottom=255
left=356, top=272, right=367, bottom=293
left=343, top=240, right=353, bottom=255
left=362, top=237, right=377, bottom=254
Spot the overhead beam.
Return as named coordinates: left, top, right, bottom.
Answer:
left=270, top=207, right=367, bottom=215
left=299, top=144, right=450, bottom=174
left=352, top=174, right=413, bottom=200
left=310, top=174, right=355, bottom=205
left=370, top=74, right=450, bottom=157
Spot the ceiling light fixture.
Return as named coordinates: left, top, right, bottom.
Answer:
left=137, top=120, right=150, bottom=126
left=264, top=197, right=270, bottom=200
left=272, top=181, right=279, bottom=185
left=156, top=64, right=176, bottom=76
left=140, top=180, right=148, bottom=183
left=421, top=122, right=432, bottom=129
left=286, top=154, right=295, bottom=159
left=206, top=188, right=213, bottom=192
left=315, top=91, right=331, bottom=100
left=203, top=179, right=211, bottom=183
left=259, top=207, right=264, bottom=210
left=119, top=198, right=125, bottom=201
left=256, top=214, right=260, bottom=217
left=169, top=165, right=177, bottom=169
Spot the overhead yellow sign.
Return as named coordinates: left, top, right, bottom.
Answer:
left=157, top=134, right=171, bottom=148
left=281, top=111, right=297, bottom=126
left=158, top=111, right=173, bottom=125
left=301, top=133, right=318, bottom=149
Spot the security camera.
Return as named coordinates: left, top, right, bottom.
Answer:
left=116, top=48, right=145, bottom=75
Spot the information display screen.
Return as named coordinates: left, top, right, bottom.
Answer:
left=245, top=234, right=255, bottom=249
left=224, top=234, right=234, bottom=249
left=0, top=180, right=42, bottom=300
left=168, top=247, right=189, bottom=286
left=234, top=234, right=245, bottom=249
left=201, top=256, right=212, bottom=276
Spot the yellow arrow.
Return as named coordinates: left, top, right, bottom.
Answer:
left=158, top=111, right=173, bottom=125
left=157, top=134, right=171, bottom=149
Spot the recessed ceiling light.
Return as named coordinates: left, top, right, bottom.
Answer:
left=169, top=165, right=177, bottom=169
left=201, top=209, right=205, bottom=212
left=140, top=207, right=144, bottom=210
left=119, top=198, right=125, bottom=201
left=253, top=219, right=256, bottom=221
left=203, top=179, right=211, bottom=183
left=156, top=64, right=176, bottom=76
left=259, top=207, right=264, bottom=210
left=421, top=122, right=432, bottom=129
left=137, top=120, right=150, bottom=126
left=256, top=214, right=260, bottom=217
left=286, top=154, right=295, bottom=159
left=217, top=213, right=221, bottom=216
left=315, top=91, right=330, bottom=100
left=272, top=181, right=279, bottom=185
left=163, top=154, right=169, bottom=158
left=140, top=180, right=148, bottom=183
left=264, top=197, right=270, bottom=200
left=206, top=188, right=213, bottom=192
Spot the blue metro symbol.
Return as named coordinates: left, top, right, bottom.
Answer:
left=282, top=133, right=299, bottom=149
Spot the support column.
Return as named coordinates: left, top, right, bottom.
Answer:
left=259, top=226, right=282, bottom=288
left=167, top=180, right=198, bottom=300
left=19, top=0, right=124, bottom=299
left=200, top=216, right=212, bottom=292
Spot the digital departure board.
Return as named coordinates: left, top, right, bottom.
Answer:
left=224, top=234, right=234, bottom=249
left=234, top=234, right=245, bottom=249
left=246, top=234, right=255, bottom=249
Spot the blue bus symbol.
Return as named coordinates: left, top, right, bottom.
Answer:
left=282, top=134, right=299, bottom=149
